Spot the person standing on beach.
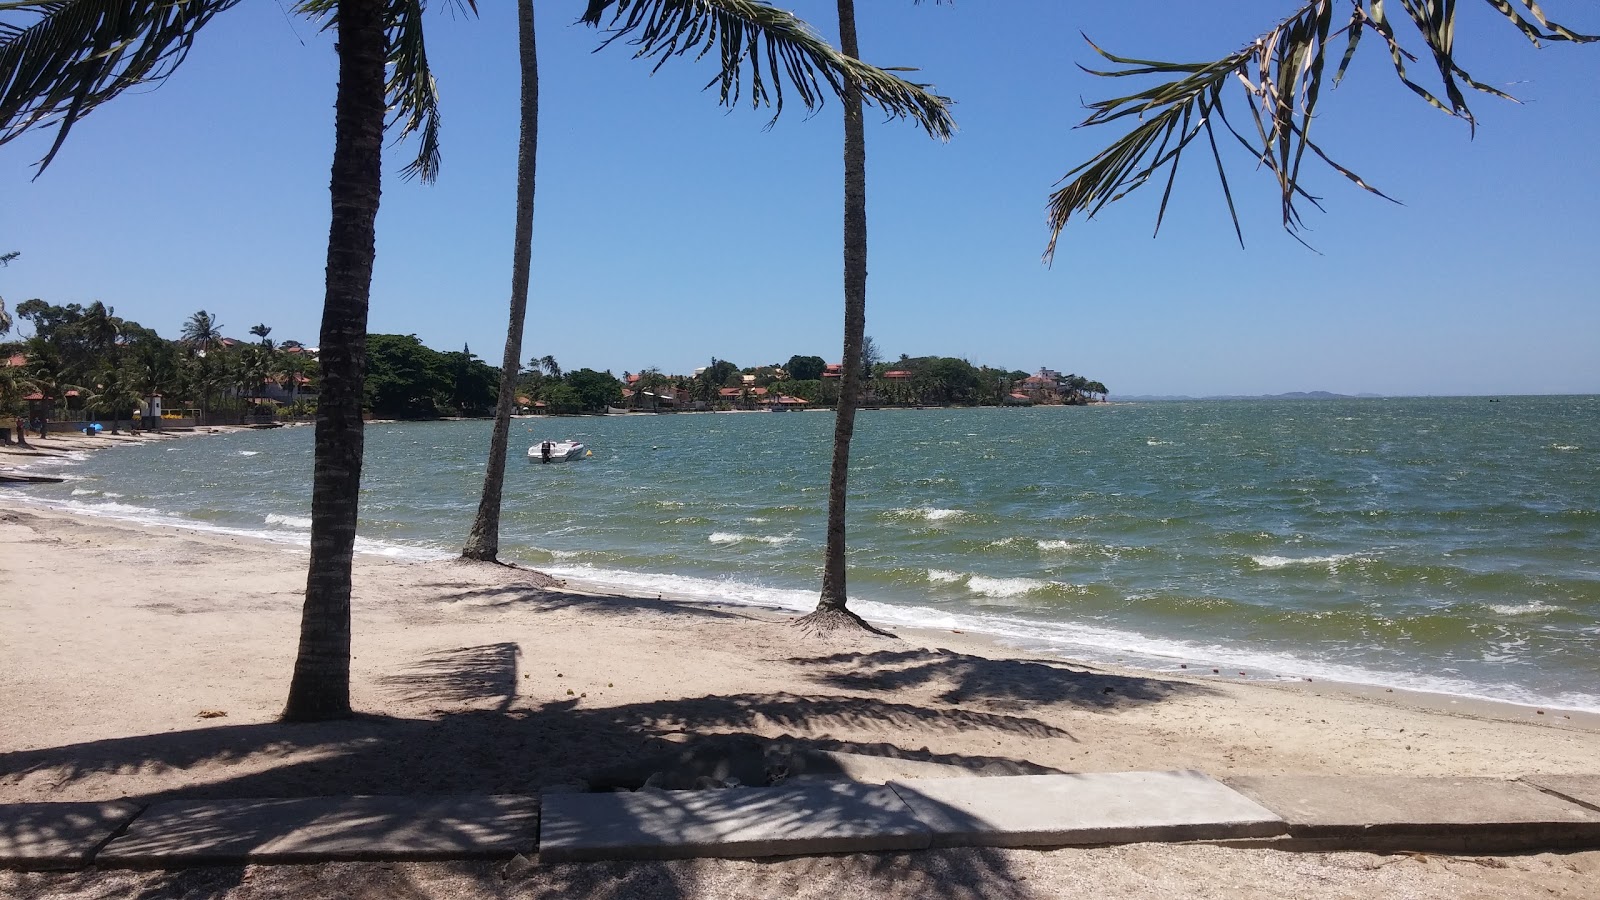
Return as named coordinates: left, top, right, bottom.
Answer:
left=13, top=417, right=27, bottom=448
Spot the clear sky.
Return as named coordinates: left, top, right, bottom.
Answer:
left=3, top=1, right=1596, bottom=397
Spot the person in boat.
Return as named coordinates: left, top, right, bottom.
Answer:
left=541, top=441, right=553, bottom=464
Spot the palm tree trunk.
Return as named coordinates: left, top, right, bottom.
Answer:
left=798, top=0, right=888, bottom=637
left=463, top=0, right=540, bottom=562
left=283, top=0, right=386, bottom=721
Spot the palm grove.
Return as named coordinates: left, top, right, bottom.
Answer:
left=2, top=0, right=1592, bottom=720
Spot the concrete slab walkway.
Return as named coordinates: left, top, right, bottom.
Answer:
left=539, top=783, right=931, bottom=863
left=0, top=802, right=142, bottom=870
left=7, top=771, right=1600, bottom=869
left=1228, top=775, right=1600, bottom=852
left=1523, top=775, right=1600, bottom=813
left=888, top=770, right=1286, bottom=849
left=98, top=795, right=538, bottom=866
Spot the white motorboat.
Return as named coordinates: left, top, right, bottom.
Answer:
left=529, top=439, right=590, bottom=463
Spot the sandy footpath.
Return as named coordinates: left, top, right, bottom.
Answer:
left=2, top=499, right=1598, bottom=897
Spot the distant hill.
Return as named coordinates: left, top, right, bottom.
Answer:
left=1116, top=391, right=1385, bottom=401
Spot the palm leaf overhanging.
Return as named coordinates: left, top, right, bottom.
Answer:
left=0, top=0, right=244, bottom=173
left=1044, top=0, right=1597, bottom=260
left=0, top=0, right=473, bottom=179
left=294, top=0, right=476, bottom=183
left=580, top=0, right=954, bottom=139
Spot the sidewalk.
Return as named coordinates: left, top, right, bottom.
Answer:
left=3, top=772, right=1598, bottom=871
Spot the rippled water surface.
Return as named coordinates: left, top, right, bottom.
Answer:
left=26, top=397, right=1600, bottom=710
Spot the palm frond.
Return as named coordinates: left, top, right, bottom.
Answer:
left=293, top=0, right=475, bottom=184
left=0, top=0, right=244, bottom=174
left=580, top=0, right=953, bottom=139
left=1044, top=0, right=1597, bottom=261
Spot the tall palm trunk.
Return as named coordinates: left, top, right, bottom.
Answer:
left=798, top=0, right=887, bottom=636
left=284, top=0, right=387, bottom=721
left=464, top=0, right=539, bottom=562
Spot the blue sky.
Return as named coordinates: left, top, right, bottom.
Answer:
left=3, top=0, right=1597, bottom=396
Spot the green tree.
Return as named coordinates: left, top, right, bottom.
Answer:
left=702, top=358, right=738, bottom=388
left=563, top=368, right=623, bottom=413
left=542, top=382, right=581, bottom=414
left=365, top=334, right=450, bottom=419
left=180, top=309, right=225, bottom=354
left=0, top=250, right=16, bottom=337
left=785, top=354, right=826, bottom=382
left=444, top=343, right=498, bottom=415
left=86, top=365, right=142, bottom=433
left=130, top=340, right=179, bottom=429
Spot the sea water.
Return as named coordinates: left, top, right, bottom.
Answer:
left=21, top=397, right=1600, bottom=712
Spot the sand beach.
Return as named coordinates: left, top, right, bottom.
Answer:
left=3, top=437, right=1600, bottom=898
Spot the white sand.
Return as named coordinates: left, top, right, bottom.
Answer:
left=2, top=492, right=1598, bottom=897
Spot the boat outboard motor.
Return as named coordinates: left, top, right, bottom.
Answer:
left=541, top=441, right=553, bottom=463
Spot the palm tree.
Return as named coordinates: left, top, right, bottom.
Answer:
left=0, top=365, right=38, bottom=430
left=78, top=301, right=121, bottom=358
left=131, top=343, right=176, bottom=431
left=465, top=0, right=952, bottom=562
left=1045, top=0, right=1597, bottom=257
left=462, top=0, right=539, bottom=562
left=86, top=365, right=142, bottom=434
left=2, top=0, right=467, bottom=720
left=180, top=310, right=225, bottom=355
left=798, top=0, right=951, bottom=636
left=0, top=250, right=14, bottom=338
left=539, top=355, right=561, bottom=380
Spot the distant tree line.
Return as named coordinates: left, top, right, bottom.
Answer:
left=0, top=301, right=317, bottom=428
left=2, top=303, right=1102, bottom=423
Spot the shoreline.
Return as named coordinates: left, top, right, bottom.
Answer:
left=456, top=566, right=1600, bottom=730
left=7, top=423, right=1595, bottom=722
left=3, top=505, right=1596, bottom=773
left=0, top=422, right=270, bottom=468
left=12, top=461, right=1599, bottom=719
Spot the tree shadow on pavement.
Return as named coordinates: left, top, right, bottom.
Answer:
left=0, top=640, right=1211, bottom=899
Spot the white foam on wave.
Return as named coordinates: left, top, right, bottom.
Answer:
left=66, top=499, right=164, bottom=518
left=887, top=507, right=966, bottom=523
left=709, top=532, right=798, bottom=546
left=237, top=450, right=260, bottom=456
left=1489, top=601, right=1560, bottom=616
left=1037, top=539, right=1083, bottom=552
left=19, top=493, right=449, bottom=563
left=542, top=562, right=1600, bottom=712
left=539, top=563, right=1600, bottom=715
left=1252, top=552, right=1366, bottom=571
left=1550, top=444, right=1580, bottom=452
left=265, top=513, right=313, bottom=530
left=967, top=575, right=1050, bottom=598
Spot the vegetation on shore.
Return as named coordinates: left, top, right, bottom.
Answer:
left=3, top=312, right=1108, bottom=423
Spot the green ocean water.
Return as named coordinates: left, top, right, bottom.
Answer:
left=24, top=396, right=1600, bottom=711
